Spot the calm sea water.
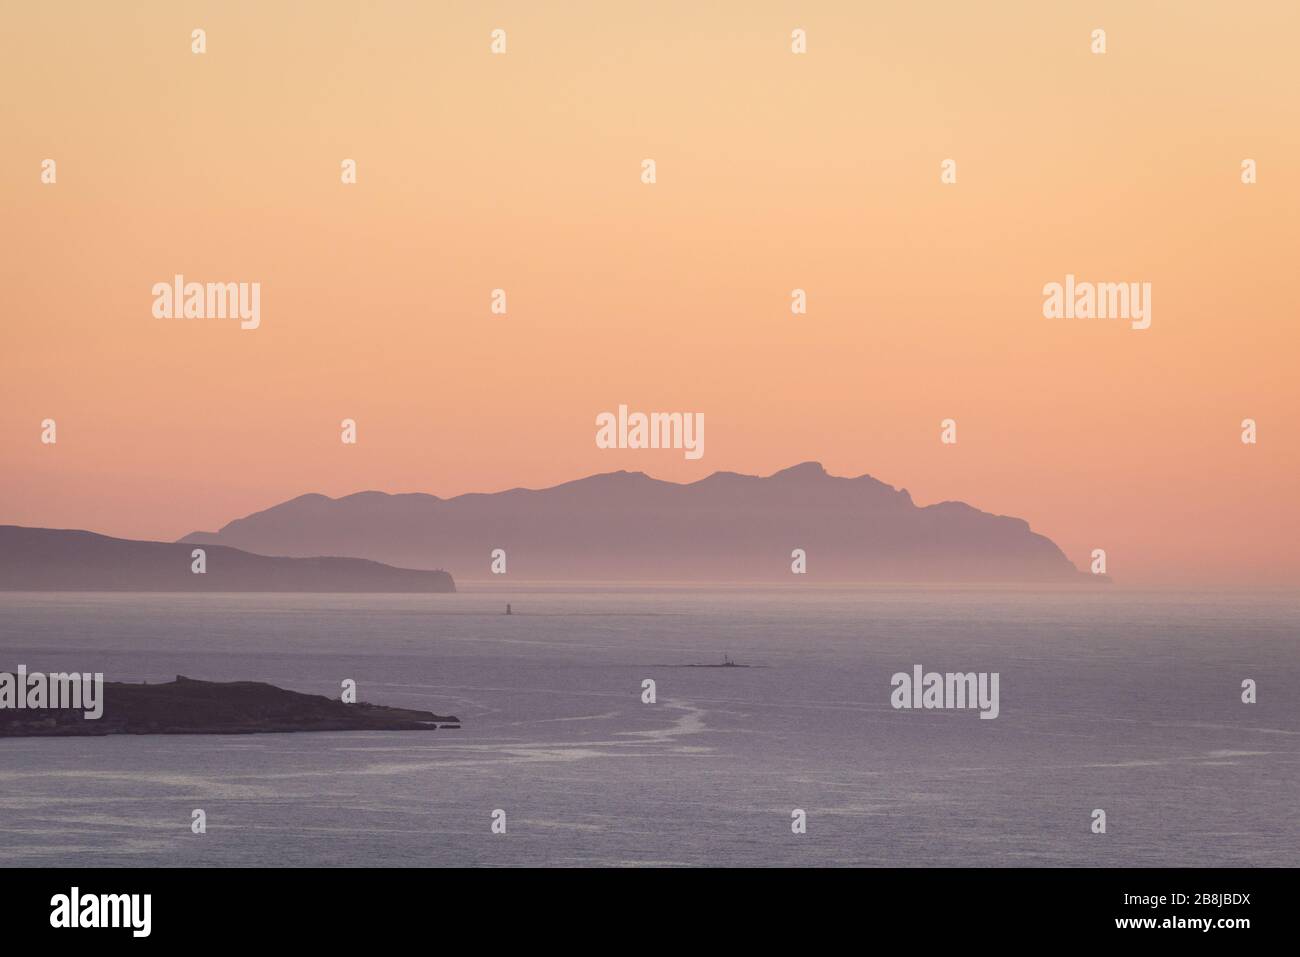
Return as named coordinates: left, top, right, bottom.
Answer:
left=0, top=587, right=1296, bottom=867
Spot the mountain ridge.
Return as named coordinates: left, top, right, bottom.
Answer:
left=181, top=462, right=1094, bottom=584
left=0, top=526, right=455, bottom=592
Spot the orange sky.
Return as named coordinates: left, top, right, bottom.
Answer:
left=2, top=1, right=1298, bottom=585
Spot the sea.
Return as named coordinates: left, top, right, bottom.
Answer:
left=0, top=587, right=1296, bottom=867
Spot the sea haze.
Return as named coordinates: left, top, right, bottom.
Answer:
left=0, top=587, right=1295, bottom=867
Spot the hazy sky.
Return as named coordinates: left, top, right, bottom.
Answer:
left=3, top=1, right=1298, bottom=584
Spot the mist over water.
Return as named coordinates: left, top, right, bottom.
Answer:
left=1, top=588, right=1295, bottom=867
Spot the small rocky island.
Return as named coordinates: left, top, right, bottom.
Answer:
left=0, top=676, right=460, bottom=737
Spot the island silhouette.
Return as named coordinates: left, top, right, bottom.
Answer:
left=181, top=462, right=1095, bottom=583
left=0, top=526, right=455, bottom=592
left=0, top=675, right=460, bottom=737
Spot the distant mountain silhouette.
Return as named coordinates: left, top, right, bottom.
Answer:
left=0, top=526, right=455, bottom=592
left=182, top=463, right=1094, bottom=583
